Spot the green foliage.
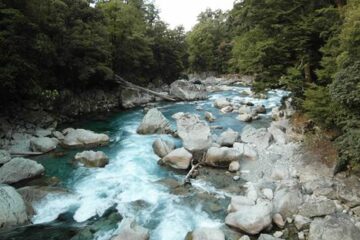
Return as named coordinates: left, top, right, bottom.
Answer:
left=187, top=9, right=231, bottom=74
left=0, top=0, right=187, bottom=102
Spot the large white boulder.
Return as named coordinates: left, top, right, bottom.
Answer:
left=74, top=150, right=109, bottom=168
left=170, top=80, right=207, bottom=101
left=61, top=128, right=110, bottom=148
left=175, top=113, right=212, bottom=152
left=137, top=108, right=172, bottom=135
left=162, top=148, right=192, bottom=170
left=205, top=147, right=241, bottom=168
left=0, top=158, right=45, bottom=184
left=225, top=200, right=273, bottom=235
left=0, top=185, right=28, bottom=228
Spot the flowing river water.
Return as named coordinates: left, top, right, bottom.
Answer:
left=1, top=86, right=289, bottom=240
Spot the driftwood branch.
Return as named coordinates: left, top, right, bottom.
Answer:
left=184, top=152, right=206, bottom=185
left=115, top=75, right=176, bottom=102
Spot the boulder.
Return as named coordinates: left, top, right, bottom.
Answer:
left=35, top=128, right=52, bottom=137
left=229, top=161, right=240, bottom=172
left=272, top=213, right=285, bottom=228
left=241, top=126, right=273, bottom=150
left=214, top=98, right=231, bottom=109
left=233, top=143, right=258, bottom=161
left=175, top=113, right=212, bottom=152
left=217, top=129, right=239, bottom=147
left=112, top=218, right=149, bottom=240
left=30, top=137, right=58, bottom=153
left=0, top=185, right=28, bottom=228
left=205, top=147, right=241, bottom=168
left=225, top=200, right=273, bottom=235
left=298, top=199, right=336, bottom=218
left=0, top=150, right=11, bottom=165
left=262, top=188, right=274, bottom=200
left=258, top=234, right=284, bottom=240
left=61, top=128, right=110, bottom=148
left=53, top=131, right=65, bottom=140
left=74, top=151, right=109, bottom=168
left=121, top=89, right=154, bottom=109
left=170, top=80, right=207, bottom=101
left=162, top=148, right=192, bottom=170
left=137, top=108, right=172, bottom=135
left=273, top=182, right=303, bottom=218
left=228, top=196, right=255, bottom=213
left=268, top=126, right=287, bottom=145
left=237, top=114, right=252, bottom=122
left=309, top=215, right=360, bottom=240
left=255, top=105, right=267, bottom=114
left=0, top=158, right=45, bottom=184
left=190, top=227, right=225, bottom=240
left=205, top=112, right=216, bottom=122
left=271, top=107, right=284, bottom=121
left=294, top=215, right=311, bottom=230
left=152, top=139, right=175, bottom=158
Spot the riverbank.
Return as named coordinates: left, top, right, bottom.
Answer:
left=1, top=76, right=360, bottom=240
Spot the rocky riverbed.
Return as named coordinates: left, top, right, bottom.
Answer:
left=1, top=76, right=360, bottom=240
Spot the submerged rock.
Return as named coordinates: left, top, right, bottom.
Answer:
left=0, top=157, right=45, bottom=184
left=309, top=214, right=360, bottom=240
left=229, top=161, right=240, bottom=172
left=152, top=138, right=175, bottom=158
left=225, top=200, right=273, bottom=235
left=205, top=147, right=241, bottom=168
left=0, top=185, right=28, bottom=228
left=175, top=113, right=212, bottom=152
left=162, top=147, right=192, bottom=170
left=112, top=218, right=149, bottom=240
left=61, top=128, right=110, bottom=148
left=74, top=150, right=109, bottom=168
left=170, top=80, right=207, bottom=101
left=30, top=137, right=58, bottom=153
left=188, top=227, right=225, bottom=240
left=137, top=108, right=172, bottom=135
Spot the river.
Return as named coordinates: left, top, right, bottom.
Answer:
left=1, top=86, right=289, bottom=240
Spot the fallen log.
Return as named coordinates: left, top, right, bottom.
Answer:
left=115, top=75, right=176, bottom=102
left=10, top=151, right=45, bottom=156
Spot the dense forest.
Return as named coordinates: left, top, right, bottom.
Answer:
left=0, top=0, right=359, bottom=168
left=187, top=0, right=360, bottom=171
left=0, top=0, right=187, bottom=102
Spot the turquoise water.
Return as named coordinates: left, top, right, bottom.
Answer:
left=0, top=87, right=288, bottom=240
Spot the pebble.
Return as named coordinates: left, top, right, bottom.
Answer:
left=273, top=231, right=283, bottom=238
left=286, top=217, right=293, bottom=223
left=233, top=176, right=241, bottom=181
left=298, top=231, right=305, bottom=240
